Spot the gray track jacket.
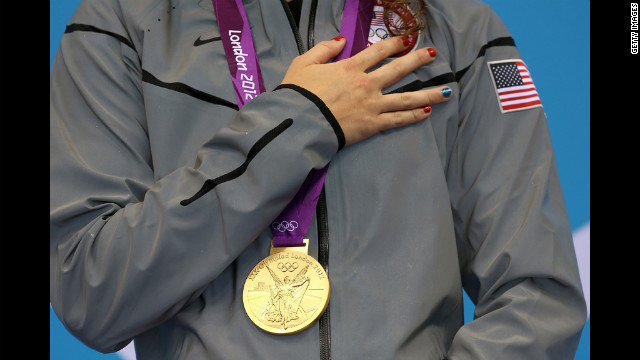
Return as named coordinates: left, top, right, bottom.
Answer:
left=50, top=0, right=587, bottom=359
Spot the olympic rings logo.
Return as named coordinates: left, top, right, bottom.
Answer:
left=277, top=262, right=299, bottom=272
left=272, top=221, right=299, bottom=232
left=369, top=28, right=390, bottom=41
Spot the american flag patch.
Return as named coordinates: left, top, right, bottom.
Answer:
left=488, top=59, right=542, bottom=113
left=371, top=7, right=386, bottom=27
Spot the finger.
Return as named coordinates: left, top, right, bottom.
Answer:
left=370, top=47, right=437, bottom=88
left=378, top=86, right=453, bottom=113
left=295, top=36, right=347, bottom=66
left=376, top=107, right=432, bottom=132
left=345, top=36, right=408, bottom=71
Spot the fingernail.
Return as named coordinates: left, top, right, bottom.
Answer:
left=333, top=35, right=345, bottom=41
left=441, top=87, right=452, bottom=98
left=423, top=105, right=431, bottom=113
left=427, top=47, right=437, bottom=57
left=402, top=36, right=410, bottom=46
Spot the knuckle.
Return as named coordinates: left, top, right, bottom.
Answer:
left=342, top=57, right=361, bottom=72
left=366, top=70, right=382, bottom=85
left=399, top=93, right=411, bottom=108
left=352, top=56, right=365, bottom=69
left=388, top=61, right=405, bottom=76
left=391, top=111, right=404, bottom=127
left=373, top=41, right=390, bottom=56
left=362, top=96, right=377, bottom=109
left=363, top=113, right=376, bottom=125
left=354, top=75, right=373, bottom=90
left=365, top=114, right=379, bottom=131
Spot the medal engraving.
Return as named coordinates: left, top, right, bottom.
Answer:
left=243, top=239, right=330, bottom=335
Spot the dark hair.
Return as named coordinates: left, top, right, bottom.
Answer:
left=381, top=0, right=427, bottom=37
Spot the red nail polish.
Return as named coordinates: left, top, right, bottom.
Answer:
left=427, top=47, right=437, bottom=57
left=402, top=36, right=410, bottom=46
left=333, top=35, right=345, bottom=41
left=423, top=105, right=431, bottom=113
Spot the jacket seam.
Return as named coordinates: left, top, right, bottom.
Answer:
left=141, top=70, right=239, bottom=110
left=180, top=118, right=294, bottom=206
left=454, top=36, right=516, bottom=82
left=64, top=23, right=135, bottom=50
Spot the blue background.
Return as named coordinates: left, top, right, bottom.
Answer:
left=50, top=0, right=590, bottom=359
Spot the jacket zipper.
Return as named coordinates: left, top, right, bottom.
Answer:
left=317, top=187, right=331, bottom=360
left=307, top=0, right=318, bottom=50
left=279, top=0, right=305, bottom=54
left=279, top=1, right=331, bottom=359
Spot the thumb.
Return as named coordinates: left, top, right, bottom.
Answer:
left=297, top=36, right=347, bottom=66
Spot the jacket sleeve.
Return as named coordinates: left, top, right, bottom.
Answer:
left=49, top=0, right=341, bottom=353
left=440, top=3, right=587, bottom=359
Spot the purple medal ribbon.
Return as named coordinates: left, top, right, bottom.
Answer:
left=212, top=0, right=267, bottom=107
left=335, top=0, right=375, bottom=62
left=213, top=0, right=373, bottom=247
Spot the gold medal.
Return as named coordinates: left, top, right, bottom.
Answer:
left=242, top=239, right=330, bottom=335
